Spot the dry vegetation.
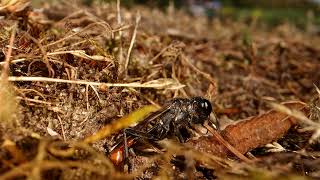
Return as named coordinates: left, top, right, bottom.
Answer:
left=0, top=0, right=320, bottom=179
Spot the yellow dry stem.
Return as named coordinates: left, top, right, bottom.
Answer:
left=84, top=105, right=159, bottom=144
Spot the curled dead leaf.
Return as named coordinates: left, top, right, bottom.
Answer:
left=187, top=101, right=308, bottom=159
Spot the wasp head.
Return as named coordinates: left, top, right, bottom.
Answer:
left=188, top=97, right=212, bottom=124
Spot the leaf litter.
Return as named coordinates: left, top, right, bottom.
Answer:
left=0, top=0, right=320, bottom=179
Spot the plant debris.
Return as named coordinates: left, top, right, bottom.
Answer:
left=0, top=0, right=320, bottom=179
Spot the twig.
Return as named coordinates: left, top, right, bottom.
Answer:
left=28, top=140, right=47, bottom=180
left=45, top=22, right=112, bottom=48
left=57, top=115, right=66, bottom=141
left=48, top=50, right=113, bottom=62
left=90, top=85, right=102, bottom=103
left=79, top=113, right=91, bottom=125
left=150, top=45, right=171, bottom=62
left=16, top=88, right=47, bottom=101
left=16, top=97, right=52, bottom=105
left=125, top=12, right=141, bottom=76
left=86, top=84, right=90, bottom=110
left=112, top=24, right=132, bottom=33
left=1, top=23, right=17, bottom=81
left=1, top=58, right=75, bottom=71
left=83, top=10, right=114, bottom=38
left=0, top=58, right=26, bottom=66
left=23, top=31, right=54, bottom=77
left=181, top=54, right=216, bottom=92
left=0, top=160, right=112, bottom=180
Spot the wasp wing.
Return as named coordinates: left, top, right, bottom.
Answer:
left=108, top=103, right=172, bottom=153
left=132, top=103, right=172, bottom=130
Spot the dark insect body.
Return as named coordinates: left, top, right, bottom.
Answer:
left=108, top=97, right=212, bottom=166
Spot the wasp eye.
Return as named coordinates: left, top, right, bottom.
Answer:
left=190, top=97, right=212, bottom=124
left=201, top=101, right=208, bottom=108
left=200, top=99, right=212, bottom=115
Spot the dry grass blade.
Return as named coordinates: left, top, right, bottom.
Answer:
left=142, top=78, right=185, bottom=89
left=269, top=102, right=317, bottom=127
left=160, top=140, right=234, bottom=169
left=8, top=76, right=185, bottom=89
left=47, top=50, right=113, bottom=62
left=1, top=140, right=116, bottom=180
left=0, top=58, right=26, bottom=65
left=45, top=22, right=113, bottom=48
left=48, top=141, right=115, bottom=171
left=22, top=31, right=54, bottom=77
left=0, top=160, right=111, bottom=180
left=181, top=54, right=217, bottom=94
left=314, top=84, right=320, bottom=100
left=270, top=99, right=320, bottom=144
left=29, top=140, right=47, bottom=180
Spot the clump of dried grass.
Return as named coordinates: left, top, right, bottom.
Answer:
left=0, top=0, right=319, bottom=179
left=0, top=22, right=19, bottom=129
left=0, top=81, right=18, bottom=127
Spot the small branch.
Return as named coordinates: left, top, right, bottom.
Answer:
left=0, top=58, right=26, bottom=66
left=125, top=12, right=141, bottom=76
left=181, top=54, right=216, bottom=91
left=57, top=115, right=66, bottom=141
left=23, top=32, right=54, bottom=77
left=1, top=23, right=17, bottom=81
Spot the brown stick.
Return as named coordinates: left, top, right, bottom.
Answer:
left=1, top=23, right=17, bottom=81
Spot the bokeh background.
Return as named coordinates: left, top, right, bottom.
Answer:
left=76, top=0, right=320, bottom=29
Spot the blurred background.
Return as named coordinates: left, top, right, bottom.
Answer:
left=78, top=0, right=320, bottom=30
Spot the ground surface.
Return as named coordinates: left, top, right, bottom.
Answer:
left=0, top=1, right=320, bottom=179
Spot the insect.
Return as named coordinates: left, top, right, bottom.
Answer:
left=108, top=97, right=213, bottom=167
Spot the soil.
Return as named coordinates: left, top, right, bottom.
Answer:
left=0, top=1, right=320, bottom=179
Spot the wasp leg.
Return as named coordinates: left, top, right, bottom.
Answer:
left=121, top=127, right=162, bottom=172
left=122, top=131, right=132, bottom=173
left=174, top=126, right=187, bottom=143
left=124, top=128, right=163, bottom=141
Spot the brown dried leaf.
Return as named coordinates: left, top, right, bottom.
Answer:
left=187, top=101, right=307, bottom=159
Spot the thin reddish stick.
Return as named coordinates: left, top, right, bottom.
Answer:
left=1, top=23, right=17, bottom=81
left=204, top=124, right=253, bottom=163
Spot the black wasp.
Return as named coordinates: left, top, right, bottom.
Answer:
left=108, top=97, right=213, bottom=166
